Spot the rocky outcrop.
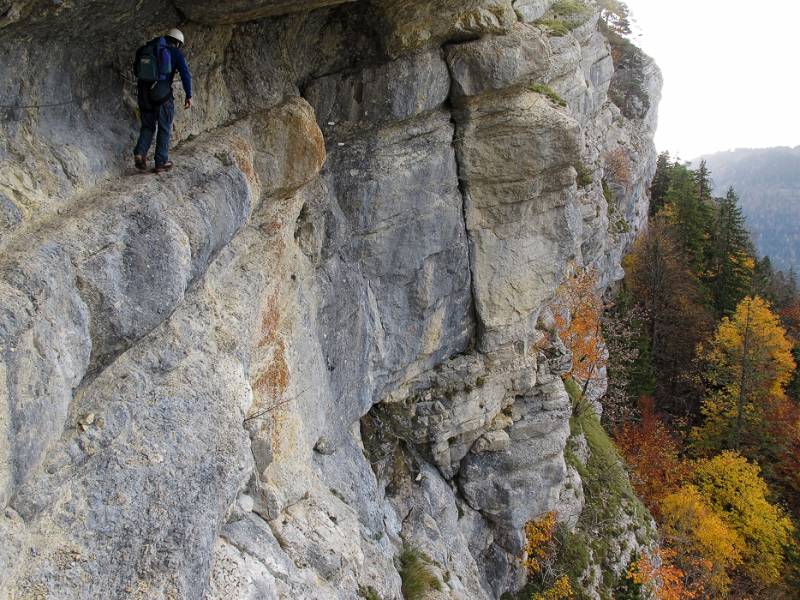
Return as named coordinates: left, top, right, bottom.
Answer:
left=0, top=1, right=661, bottom=598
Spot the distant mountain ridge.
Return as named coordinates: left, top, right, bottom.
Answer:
left=694, top=146, right=800, bottom=272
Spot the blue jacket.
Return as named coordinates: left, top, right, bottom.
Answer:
left=166, top=45, right=192, bottom=99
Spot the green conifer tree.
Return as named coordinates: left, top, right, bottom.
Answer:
left=599, top=0, right=633, bottom=36
left=649, top=151, right=672, bottom=216
left=662, top=164, right=712, bottom=278
left=709, top=187, right=754, bottom=315
left=694, top=159, right=713, bottom=202
left=752, top=256, right=776, bottom=302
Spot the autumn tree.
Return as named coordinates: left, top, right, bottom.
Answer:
left=781, top=300, right=800, bottom=404
left=780, top=299, right=800, bottom=341
left=693, top=296, right=796, bottom=458
left=615, top=397, right=690, bottom=516
left=766, top=396, right=800, bottom=518
left=550, top=268, right=606, bottom=397
left=622, top=131, right=800, bottom=598
left=693, top=452, right=794, bottom=587
left=659, top=484, right=743, bottom=595
left=602, top=302, right=656, bottom=425
left=626, top=549, right=701, bottom=600
left=768, top=297, right=800, bottom=511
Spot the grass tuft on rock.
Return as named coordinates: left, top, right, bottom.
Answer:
left=399, top=545, right=442, bottom=600
left=602, top=179, right=614, bottom=204
left=358, top=585, right=382, bottom=600
left=536, top=0, right=593, bottom=36
left=551, top=0, right=592, bottom=18
left=529, top=84, right=567, bottom=108
left=535, top=18, right=571, bottom=36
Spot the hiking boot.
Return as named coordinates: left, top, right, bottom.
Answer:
left=134, top=154, right=147, bottom=171
left=153, top=161, right=173, bottom=174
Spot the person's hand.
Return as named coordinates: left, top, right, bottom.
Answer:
left=185, top=97, right=192, bottom=109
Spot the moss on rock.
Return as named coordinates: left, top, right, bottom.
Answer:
left=549, top=379, right=655, bottom=598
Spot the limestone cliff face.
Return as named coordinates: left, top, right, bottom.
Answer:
left=0, top=1, right=661, bottom=598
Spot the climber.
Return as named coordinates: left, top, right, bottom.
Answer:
left=132, top=28, right=193, bottom=173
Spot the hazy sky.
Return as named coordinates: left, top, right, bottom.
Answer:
left=623, top=0, right=800, bottom=160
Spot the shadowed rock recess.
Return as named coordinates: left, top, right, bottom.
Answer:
left=0, top=1, right=661, bottom=598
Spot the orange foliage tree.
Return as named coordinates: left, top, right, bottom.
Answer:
left=775, top=300, right=800, bottom=516
left=767, top=397, right=800, bottom=517
left=614, top=397, right=690, bottom=517
left=551, top=267, right=606, bottom=395
left=627, top=549, right=702, bottom=600
left=780, top=300, right=800, bottom=342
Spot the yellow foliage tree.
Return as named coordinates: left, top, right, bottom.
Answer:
left=693, top=452, right=794, bottom=585
left=660, top=484, right=743, bottom=595
left=694, top=295, right=796, bottom=455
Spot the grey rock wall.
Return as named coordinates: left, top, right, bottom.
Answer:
left=0, top=1, right=661, bottom=598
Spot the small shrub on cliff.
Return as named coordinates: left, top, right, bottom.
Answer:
left=358, top=585, right=382, bottom=600
left=574, top=163, right=593, bottom=188
left=522, top=523, right=588, bottom=600
left=524, top=512, right=558, bottom=575
left=399, top=546, right=441, bottom=600
left=552, top=1, right=593, bottom=23
left=552, top=525, right=592, bottom=588
left=531, top=576, right=575, bottom=600
left=530, top=84, right=567, bottom=108
left=604, top=148, right=632, bottom=188
left=599, top=0, right=632, bottom=36
left=612, top=216, right=631, bottom=234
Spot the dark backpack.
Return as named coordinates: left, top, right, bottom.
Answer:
left=134, top=37, right=172, bottom=83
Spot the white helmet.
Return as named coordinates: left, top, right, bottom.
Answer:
left=166, top=28, right=185, bottom=45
